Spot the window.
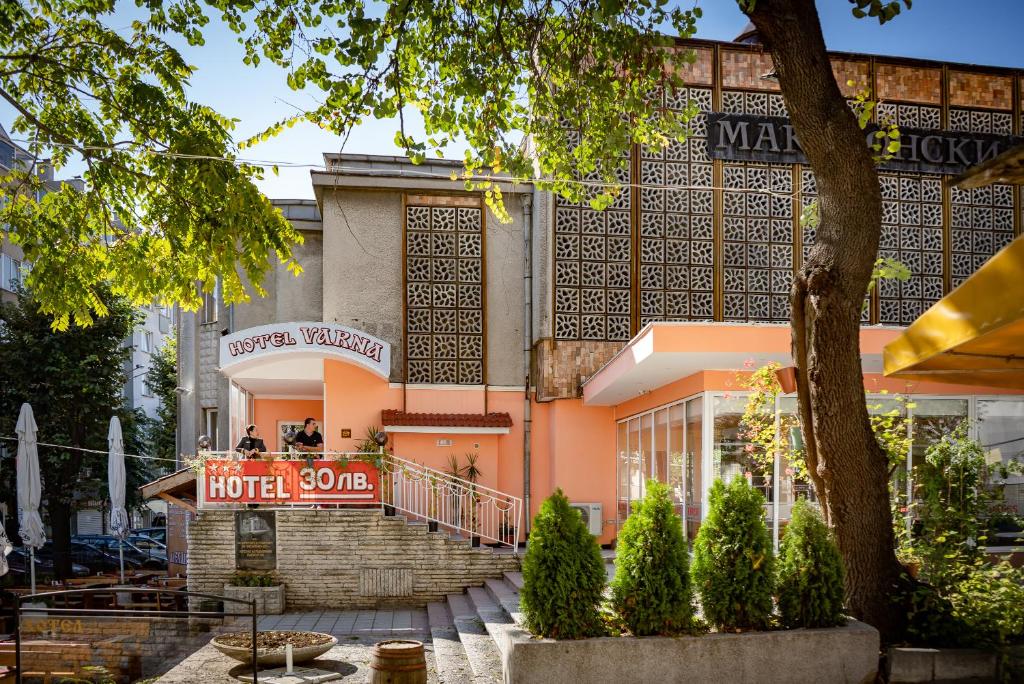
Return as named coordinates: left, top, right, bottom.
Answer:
left=140, top=376, right=154, bottom=398
left=201, top=281, right=219, bottom=324
left=140, top=330, right=154, bottom=353
left=1, top=254, right=22, bottom=292
left=203, top=408, right=219, bottom=450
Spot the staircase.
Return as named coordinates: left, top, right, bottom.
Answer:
left=428, top=570, right=527, bottom=684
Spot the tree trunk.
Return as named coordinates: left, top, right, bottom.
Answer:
left=49, top=497, right=74, bottom=580
left=747, top=0, right=907, bottom=640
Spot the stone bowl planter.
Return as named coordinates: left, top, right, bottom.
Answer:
left=211, top=631, right=337, bottom=666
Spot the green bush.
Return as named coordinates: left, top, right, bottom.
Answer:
left=520, top=488, right=606, bottom=639
left=777, top=499, right=845, bottom=628
left=610, top=480, right=695, bottom=636
left=692, top=478, right=775, bottom=631
left=230, top=571, right=278, bottom=587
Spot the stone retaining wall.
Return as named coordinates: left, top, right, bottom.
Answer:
left=187, top=509, right=521, bottom=610
left=14, top=615, right=221, bottom=683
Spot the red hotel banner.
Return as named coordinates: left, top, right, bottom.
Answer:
left=203, top=459, right=380, bottom=505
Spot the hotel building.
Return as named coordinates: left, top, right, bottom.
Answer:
left=177, top=34, right=1024, bottom=547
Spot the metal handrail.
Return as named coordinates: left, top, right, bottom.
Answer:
left=195, top=450, right=524, bottom=551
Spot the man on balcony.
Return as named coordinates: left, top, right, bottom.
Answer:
left=293, top=417, right=324, bottom=467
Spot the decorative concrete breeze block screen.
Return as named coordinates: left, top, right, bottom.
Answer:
left=405, top=204, right=484, bottom=384
left=639, top=86, right=716, bottom=327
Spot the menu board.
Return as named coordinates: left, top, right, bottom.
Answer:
left=234, top=510, right=277, bottom=570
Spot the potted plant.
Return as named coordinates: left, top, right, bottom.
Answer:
left=427, top=473, right=440, bottom=532
left=224, top=571, right=285, bottom=615
left=464, top=453, right=483, bottom=547
left=358, top=426, right=395, bottom=515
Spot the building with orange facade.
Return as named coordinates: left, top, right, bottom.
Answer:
left=177, top=34, right=1024, bottom=549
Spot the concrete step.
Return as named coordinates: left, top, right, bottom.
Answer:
left=484, top=578, right=523, bottom=626
left=427, top=601, right=474, bottom=684
left=446, top=593, right=502, bottom=684
left=502, top=571, right=523, bottom=590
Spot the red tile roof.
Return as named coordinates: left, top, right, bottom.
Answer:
left=381, top=410, right=513, bottom=428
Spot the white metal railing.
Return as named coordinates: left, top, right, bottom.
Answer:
left=381, top=453, right=523, bottom=550
left=194, top=450, right=523, bottom=550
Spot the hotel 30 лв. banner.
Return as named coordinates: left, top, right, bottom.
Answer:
left=203, top=459, right=380, bottom=505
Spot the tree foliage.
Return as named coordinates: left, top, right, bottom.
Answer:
left=520, top=488, right=605, bottom=639
left=777, top=499, right=845, bottom=629
left=207, top=0, right=702, bottom=218
left=144, top=332, right=178, bottom=468
left=0, top=288, right=151, bottom=576
left=610, top=480, right=695, bottom=636
left=692, top=478, right=775, bottom=632
left=0, top=1, right=301, bottom=328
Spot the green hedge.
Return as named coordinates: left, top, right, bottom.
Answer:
left=610, top=480, right=695, bottom=635
left=777, top=498, right=845, bottom=628
left=520, top=488, right=606, bottom=639
left=692, top=478, right=775, bottom=631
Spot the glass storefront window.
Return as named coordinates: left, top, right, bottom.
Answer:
left=909, top=398, right=968, bottom=516
left=684, top=398, right=703, bottom=540
left=712, top=395, right=771, bottom=513
left=977, top=399, right=1024, bottom=515
left=654, top=408, right=669, bottom=485
left=628, top=417, right=643, bottom=510
left=667, top=404, right=685, bottom=525
left=616, top=420, right=629, bottom=530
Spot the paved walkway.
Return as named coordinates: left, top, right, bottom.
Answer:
left=155, top=609, right=438, bottom=683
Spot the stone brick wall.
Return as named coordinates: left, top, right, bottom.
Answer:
left=16, top=614, right=221, bottom=683
left=197, top=324, right=220, bottom=408
left=875, top=63, right=942, bottom=104
left=187, top=509, right=521, bottom=610
left=949, top=70, right=1013, bottom=110
left=534, top=339, right=624, bottom=400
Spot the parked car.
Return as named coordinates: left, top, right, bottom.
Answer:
left=131, top=527, right=166, bottom=545
left=34, top=541, right=143, bottom=575
left=5, top=547, right=90, bottom=580
left=72, top=535, right=166, bottom=569
left=127, top=534, right=167, bottom=558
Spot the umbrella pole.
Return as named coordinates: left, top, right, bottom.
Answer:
left=30, top=547, right=36, bottom=594
left=119, top=543, right=125, bottom=584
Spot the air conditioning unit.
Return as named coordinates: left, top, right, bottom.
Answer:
left=569, top=503, right=603, bottom=536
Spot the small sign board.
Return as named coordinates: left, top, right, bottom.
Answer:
left=235, top=510, right=277, bottom=570
left=340, top=428, right=352, bottom=438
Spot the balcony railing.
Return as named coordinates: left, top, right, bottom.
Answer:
left=194, top=451, right=522, bottom=550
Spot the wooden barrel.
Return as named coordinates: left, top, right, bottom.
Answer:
left=369, top=639, right=427, bottom=684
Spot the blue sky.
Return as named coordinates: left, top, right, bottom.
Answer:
left=12, top=1, right=1024, bottom=199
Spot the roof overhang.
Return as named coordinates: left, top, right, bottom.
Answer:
left=583, top=322, right=899, bottom=406
left=884, top=234, right=1024, bottom=389
left=140, top=468, right=197, bottom=513
left=953, top=143, right=1024, bottom=188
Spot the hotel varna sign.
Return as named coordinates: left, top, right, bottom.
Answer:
left=707, top=112, right=1024, bottom=175
left=203, top=459, right=380, bottom=505
left=219, top=321, right=391, bottom=378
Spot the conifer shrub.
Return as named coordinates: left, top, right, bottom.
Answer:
left=692, top=477, right=775, bottom=631
left=610, top=480, right=695, bottom=636
left=776, top=498, right=846, bottom=628
left=520, top=488, right=606, bottom=639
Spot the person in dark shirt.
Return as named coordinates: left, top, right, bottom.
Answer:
left=235, top=424, right=268, bottom=459
left=293, top=417, right=324, bottom=466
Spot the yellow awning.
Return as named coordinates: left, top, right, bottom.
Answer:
left=883, top=234, right=1024, bottom=389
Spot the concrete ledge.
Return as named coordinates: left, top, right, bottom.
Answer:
left=499, top=619, right=879, bottom=684
left=887, top=646, right=998, bottom=683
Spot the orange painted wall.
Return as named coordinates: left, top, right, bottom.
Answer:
left=405, top=387, right=487, bottom=414
left=322, top=359, right=402, bottom=451
left=389, top=433, right=500, bottom=491
left=253, top=398, right=325, bottom=451
left=532, top=399, right=617, bottom=544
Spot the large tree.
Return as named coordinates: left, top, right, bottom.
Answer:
left=144, top=333, right=178, bottom=469
left=0, top=289, right=150, bottom=577
left=0, top=1, right=301, bottom=329
left=740, top=0, right=911, bottom=637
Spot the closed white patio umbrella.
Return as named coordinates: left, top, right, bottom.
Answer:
left=0, top=523, right=11, bottom=577
left=108, top=415, right=130, bottom=583
left=16, top=402, right=45, bottom=594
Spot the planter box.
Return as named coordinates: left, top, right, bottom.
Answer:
left=886, top=647, right=998, bottom=683
left=222, top=584, right=285, bottom=615
left=497, top=619, right=879, bottom=684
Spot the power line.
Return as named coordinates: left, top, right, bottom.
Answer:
left=8, top=137, right=806, bottom=201
left=0, top=435, right=179, bottom=464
